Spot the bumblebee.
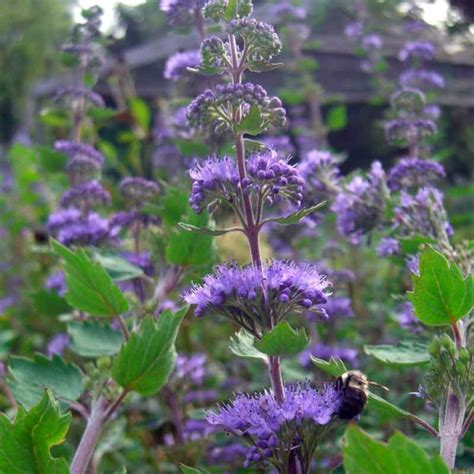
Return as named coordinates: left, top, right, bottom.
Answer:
left=334, top=370, right=389, bottom=420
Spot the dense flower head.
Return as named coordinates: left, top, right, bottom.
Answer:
left=399, top=41, right=435, bottom=62
left=60, top=181, right=110, bottom=208
left=262, top=135, right=295, bottom=160
left=46, top=333, right=70, bottom=357
left=227, top=18, right=282, bottom=62
left=109, top=211, right=160, bottom=233
left=394, top=186, right=453, bottom=240
left=391, top=88, right=426, bottom=115
left=200, top=36, right=229, bottom=70
left=160, top=0, right=208, bottom=26
left=47, top=208, right=82, bottom=233
left=186, top=83, right=286, bottom=134
left=344, top=21, right=364, bottom=39
left=245, top=150, right=304, bottom=206
left=300, top=343, right=358, bottom=368
left=362, top=34, right=382, bottom=51
left=171, top=353, right=208, bottom=386
left=119, top=177, right=159, bottom=205
left=164, top=49, right=200, bottom=80
left=387, top=157, right=445, bottom=191
left=54, top=86, right=105, bottom=108
left=45, top=271, right=66, bottom=296
left=55, top=140, right=104, bottom=163
left=67, top=155, right=101, bottom=183
left=377, top=237, right=400, bottom=257
left=384, top=118, right=436, bottom=143
left=57, top=212, right=109, bottom=246
left=331, top=162, right=388, bottom=245
left=188, top=156, right=239, bottom=213
left=207, top=382, right=342, bottom=468
left=298, top=150, right=341, bottom=202
left=400, top=69, right=445, bottom=90
left=183, top=260, right=330, bottom=333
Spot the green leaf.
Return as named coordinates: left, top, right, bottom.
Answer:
left=92, top=250, right=144, bottom=282
left=166, top=211, right=214, bottom=266
left=177, top=222, right=237, bottom=236
left=67, top=321, right=124, bottom=358
left=174, top=139, right=211, bottom=157
left=161, top=187, right=189, bottom=226
left=88, top=107, right=117, bottom=122
left=187, top=65, right=225, bottom=76
left=268, top=202, right=326, bottom=226
left=8, top=354, right=84, bottom=410
left=343, top=426, right=450, bottom=474
left=243, top=139, right=266, bottom=152
left=0, top=330, right=16, bottom=359
left=247, top=62, right=283, bottom=73
left=39, top=108, right=70, bottom=128
left=326, top=105, right=347, bottom=131
left=180, top=465, right=209, bottom=474
left=254, top=321, right=309, bottom=356
left=224, top=0, right=237, bottom=21
left=229, top=329, right=268, bottom=361
left=128, top=97, right=151, bottom=132
left=408, top=246, right=473, bottom=325
left=51, top=239, right=129, bottom=317
left=311, top=356, right=347, bottom=377
left=364, top=341, right=430, bottom=367
left=31, top=290, right=71, bottom=317
left=367, top=393, right=412, bottom=419
left=235, top=105, right=263, bottom=135
left=0, top=391, right=71, bottom=474
left=398, top=235, right=436, bottom=255
left=112, top=306, right=188, bottom=396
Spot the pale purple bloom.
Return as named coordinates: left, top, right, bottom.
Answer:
left=0, top=297, right=14, bottom=314
left=46, top=333, right=70, bottom=356
left=66, top=155, right=101, bottom=181
left=384, top=118, right=436, bottom=143
left=300, top=343, right=358, bottom=367
left=387, top=158, right=445, bottom=191
left=54, top=140, right=104, bottom=163
left=344, top=21, right=364, bottom=39
left=172, top=353, right=208, bottom=386
left=47, top=208, right=82, bottom=233
left=394, top=301, right=420, bottom=331
left=362, top=34, right=382, bottom=51
left=331, top=162, right=388, bottom=245
left=271, top=2, right=307, bottom=21
left=183, top=260, right=330, bottom=330
left=423, top=104, right=441, bottom=120
left=262, top=135, right=295, bottom=160
left=119, top=177, right=159, bottom=204
left=400, top=69, right=445, bottom=90
left=45, top=271, right=66, bottom=296
left=164, top=50, right=200, bottom=80
left=406, top=254, right=420, bottom=275
left=161, top=0, right=208, bottom=26
left=57, top=212, right=109, bottom=246
left=377, top=237, right=400, bottom=257
left=60, top=181, right=110, bottom=208
left=207, top=382, right=342, bottom=468
left=109, top=211, right=160, bottom=233
left=54, top=86, right=105, bottom=108
left=320, top=297, right=354, bottom=319
left=399, top=41, right=435, bottom=62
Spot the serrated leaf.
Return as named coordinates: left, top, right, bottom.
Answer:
left=8, top=354, right=84, bottom=409
left=0, top=391, right=71, bottom=474
left=268, top=201, right=326, bottom=226
left=51, top=239, right=129, bottom=317
left=254, top=321, right=309, bottom=356
left=112, top=306, right=188, bottom=396
left=311, top=356, right=347, bottom=377
left=235, top=105, right=263, bottom=135
left=367, top=393, right=412, bottom=419
left=408, top=246, right=473, bottom=326
left=229, top=329, right=268, bottom=361
left=364, top=341, right=430, bottom=367
left=224, top=0, right=237, bottom=21
left=166, top=211, right=214, bottom=266
left=343, top=426, right=450, bottom=474
left=177, top=222, right=236, bottom=236
left=67, top=320, right=124, bottom=358
left=92, top=251, right=144, bottom=282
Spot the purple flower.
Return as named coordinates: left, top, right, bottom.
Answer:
left=45, top=271, right=66, bottom=296
left=207, top=382, right=342, bottom=468
left=384, top=118, right=436, bottom=143
left=54, top=86, right=105, bottom=108
left=66, top=155, right=101, bottom=182
left=331, top=162, right=388, bottom=245
left=394, top=301, right=420, bottom=331
left=47, top=208, right=82, bottom=233
left=54, top=140, right=104, bottom=164
left=406, top=254, right=420, bottom=275
left=400, top=69, right=445, bottom=90
left=183, top=260, right=330, bottom=332
left=109, top=211, right=160, bottom=233
left=60, top=181, right=110, bottom=208
left=394, top=187, right=452, bottom=240
left=271, top=2, right=307, bottom=21
left=57, top=212, right=109, bottom=246
left=399, top=41, right=435, bottom=62
left=46, top=333, right=70, bottom=356
left=298, top=150, right=341, bottom=202
left=362, top=34, right=382, bottom=51
left=164, top=50, right=201, bottom=80
left=119, top=177, right=159, bottom=205
left=207, top=442, right=247, bottom=465
left=160, top=0, right=208, bottom=26
left=344, top=21, right=364, bottom=39
left=387, top=158, right=445, bottom=191
left=320, top=296, right=354, bottom=319
left=171, top=353, right=208, bottom=386
left=377, top=237, right=400, bottom=257
left=262, top=135, right=295, bottom=160
left=300, top=343, right=358, bottom=368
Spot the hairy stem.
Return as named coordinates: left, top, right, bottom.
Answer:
left=439, top=391, right=465, bottom=469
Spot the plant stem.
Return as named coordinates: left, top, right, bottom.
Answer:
left=439, top=391, right=465, bottom=469
left=71, top=396, right=109, bottom=474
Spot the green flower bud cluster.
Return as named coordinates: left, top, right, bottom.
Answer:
left=200, top=36, right=231, bottom=71
left=203, top=0, right=253, bottom=23
left=83, top=357, right=119, bottom=399
left=425, top=334, right=473, bottom=404
left=391, top=88, right=426, bottom=115
left=227, top=18, right=282, bottom=62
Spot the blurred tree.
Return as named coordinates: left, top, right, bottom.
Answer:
left=0, top=0, right=72, bottom=144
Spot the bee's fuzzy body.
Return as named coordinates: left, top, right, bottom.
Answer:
left=334, top=370, right=369, bottom=420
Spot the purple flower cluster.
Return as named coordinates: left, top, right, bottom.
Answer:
left=109, top=211, right=160, bottom=233
left=186, top=83, right=286, bottom=133
left=45, top=271, right=66, bottom=296
left=271, top=2, right=307, bottom=21
left=384, top=118, right=436, bottom=143
left=46, top=333, right=70, bottom=357
left=172, top=353, right=208, bottom=386
left=119, top=177, right=159, bottom=206
left=160, top=0, right=208, bottom=26
left=400, top=69, right=445, bottom=90
left=298, top=150, right=341, bottom=202
left=376, top=237, right=400, bottom=257
left=164, top=49, right=201, bottom=81
left=399, top=41, right=435, bottom=62
left=57, top=212, right=109, bottom=246
left=387, top=157, right=445, bottom=191
left=60, top=181, right=110, bottom=209
left=331, top=162, right=387, bottom=245
left=207, top=382, right=342, bottom=468
left=183, top=260, right=330, bottom=332
left=394, top=187, right=453, bottom=240
left=54, top=86, right=105, bottom=108
left=262, top=135, right=295, bottom=160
